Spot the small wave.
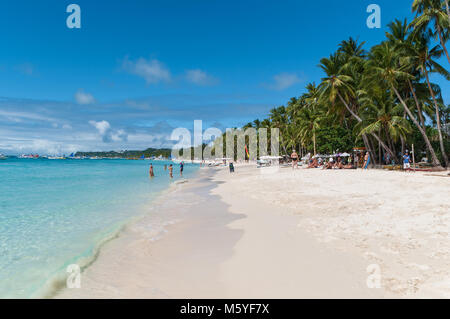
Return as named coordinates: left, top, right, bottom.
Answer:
left=32, top=222, right=128, bottom=299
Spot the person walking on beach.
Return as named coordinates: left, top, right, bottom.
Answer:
left=229, top=162, right=235, bottom=173
left=403, top=150, right=411, bottom=171
left=291, top=149, right=299, bottom=169
left=169, top=164, right=173, bottom=178
left=363, top=152, right=370, bottom=170
left=149, top=163, right=155, bottom=178
left=180, top=161, right=184, bottom=177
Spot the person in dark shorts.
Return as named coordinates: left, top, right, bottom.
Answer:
left=403, top=150, right=411, bottom=171
left=229, top=162, right=235, bottom=173
left=180, top=161, right=184, bottom=176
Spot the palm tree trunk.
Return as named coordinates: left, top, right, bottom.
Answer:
left=313, top=130, right=317, bottom=155
left=424, top=68, right=449, bottom=167
left=278, top=131, right=288, bottom=156
left=337, top=92, right=397, bottom=160
left=392, top=86, right=442, bottom=167
left=407, top=79, right=426, bottom=129
left=437, top=24, right=450, bottom=65
left=367, top=136, right=377, bottom=165
left=378, top=129, right=382, bottom=164
left=400, top=136, right=405, bottom=156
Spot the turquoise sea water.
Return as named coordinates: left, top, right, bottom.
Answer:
left=0, top=158, right=198, bottom=298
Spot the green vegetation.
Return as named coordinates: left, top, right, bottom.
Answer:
left=239, top=0, right=450, bottom=167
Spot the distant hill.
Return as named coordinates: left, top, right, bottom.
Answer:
left=75, top=148, right=172, bottom=159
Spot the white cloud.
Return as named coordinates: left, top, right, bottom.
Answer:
left=122, top=57, right=171, bottom=84
left=0, top=138, right=80, bottom=155
left=89, top=120, right=110, bottom=135
left=185, top=69, right=216, bottom=86
left=112, top=129, right=128, bottom=142
left=0, top=110, right=57, bottom=123
left=89, top=120, right=127, bottom=143
left=75, top=89, right=96, bottom=105
left=270, top=72, right=301, bottom=90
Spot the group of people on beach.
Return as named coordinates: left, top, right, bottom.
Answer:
left=304, top=154, right=357, bottom=170
left=149, top=162, right=184, bottom=179
left=291, top=148, right=413, bottom=171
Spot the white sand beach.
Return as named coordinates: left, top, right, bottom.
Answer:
left=56, top=165, right=450, bottom=299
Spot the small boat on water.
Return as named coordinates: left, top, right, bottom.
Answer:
left=47, top=156, right=66, bottom=160
left=0, top=154, right=7, bottom=160
left=19, top=154, right=39, bottom=159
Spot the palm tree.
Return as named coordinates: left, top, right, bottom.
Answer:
left=269, top=106, right=289, bottom=155
left=386, top=19, right=411, bottom=45
left=296, top=105, right=323, bottom=155
left=318, top=54, right=397, bottom=160
left=358, top=91, right=412, bottom=155
left=412, top=0, right=450, bottom=65
left=444, top=0, right=450, bottom=25
left=366, top=42, right=443, bottom=167
left=408, top=34, right=450, bottom=165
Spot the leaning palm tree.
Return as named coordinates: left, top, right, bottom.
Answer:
left=318, top=54, right=397, bottom=160
left=358, top=91, right=412, bottom=156
left=366, top=42, right=443, bottom=167
left=386, top=19, right=425, bottom=133
left=408, top=34, right=450, bottom=165
left=297, top=107, right=323, bottom=155
left=412, top=0, right=450, bottom=65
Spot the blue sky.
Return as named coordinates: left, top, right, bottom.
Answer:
left=0, top=0, right=448, bottom=154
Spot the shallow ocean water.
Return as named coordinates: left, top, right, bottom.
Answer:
left=0, top=158, right=197, bottom=298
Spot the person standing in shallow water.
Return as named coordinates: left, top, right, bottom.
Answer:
left=149, top=164, right=154, bottom=178
left=180, top=161, right=184, bottom=177
left=168, top=164, right=173, bottom=178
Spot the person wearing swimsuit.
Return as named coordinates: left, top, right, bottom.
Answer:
left=169, top=164, right=173, bottom=178
left=149, top=163, right=154, bottom=178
